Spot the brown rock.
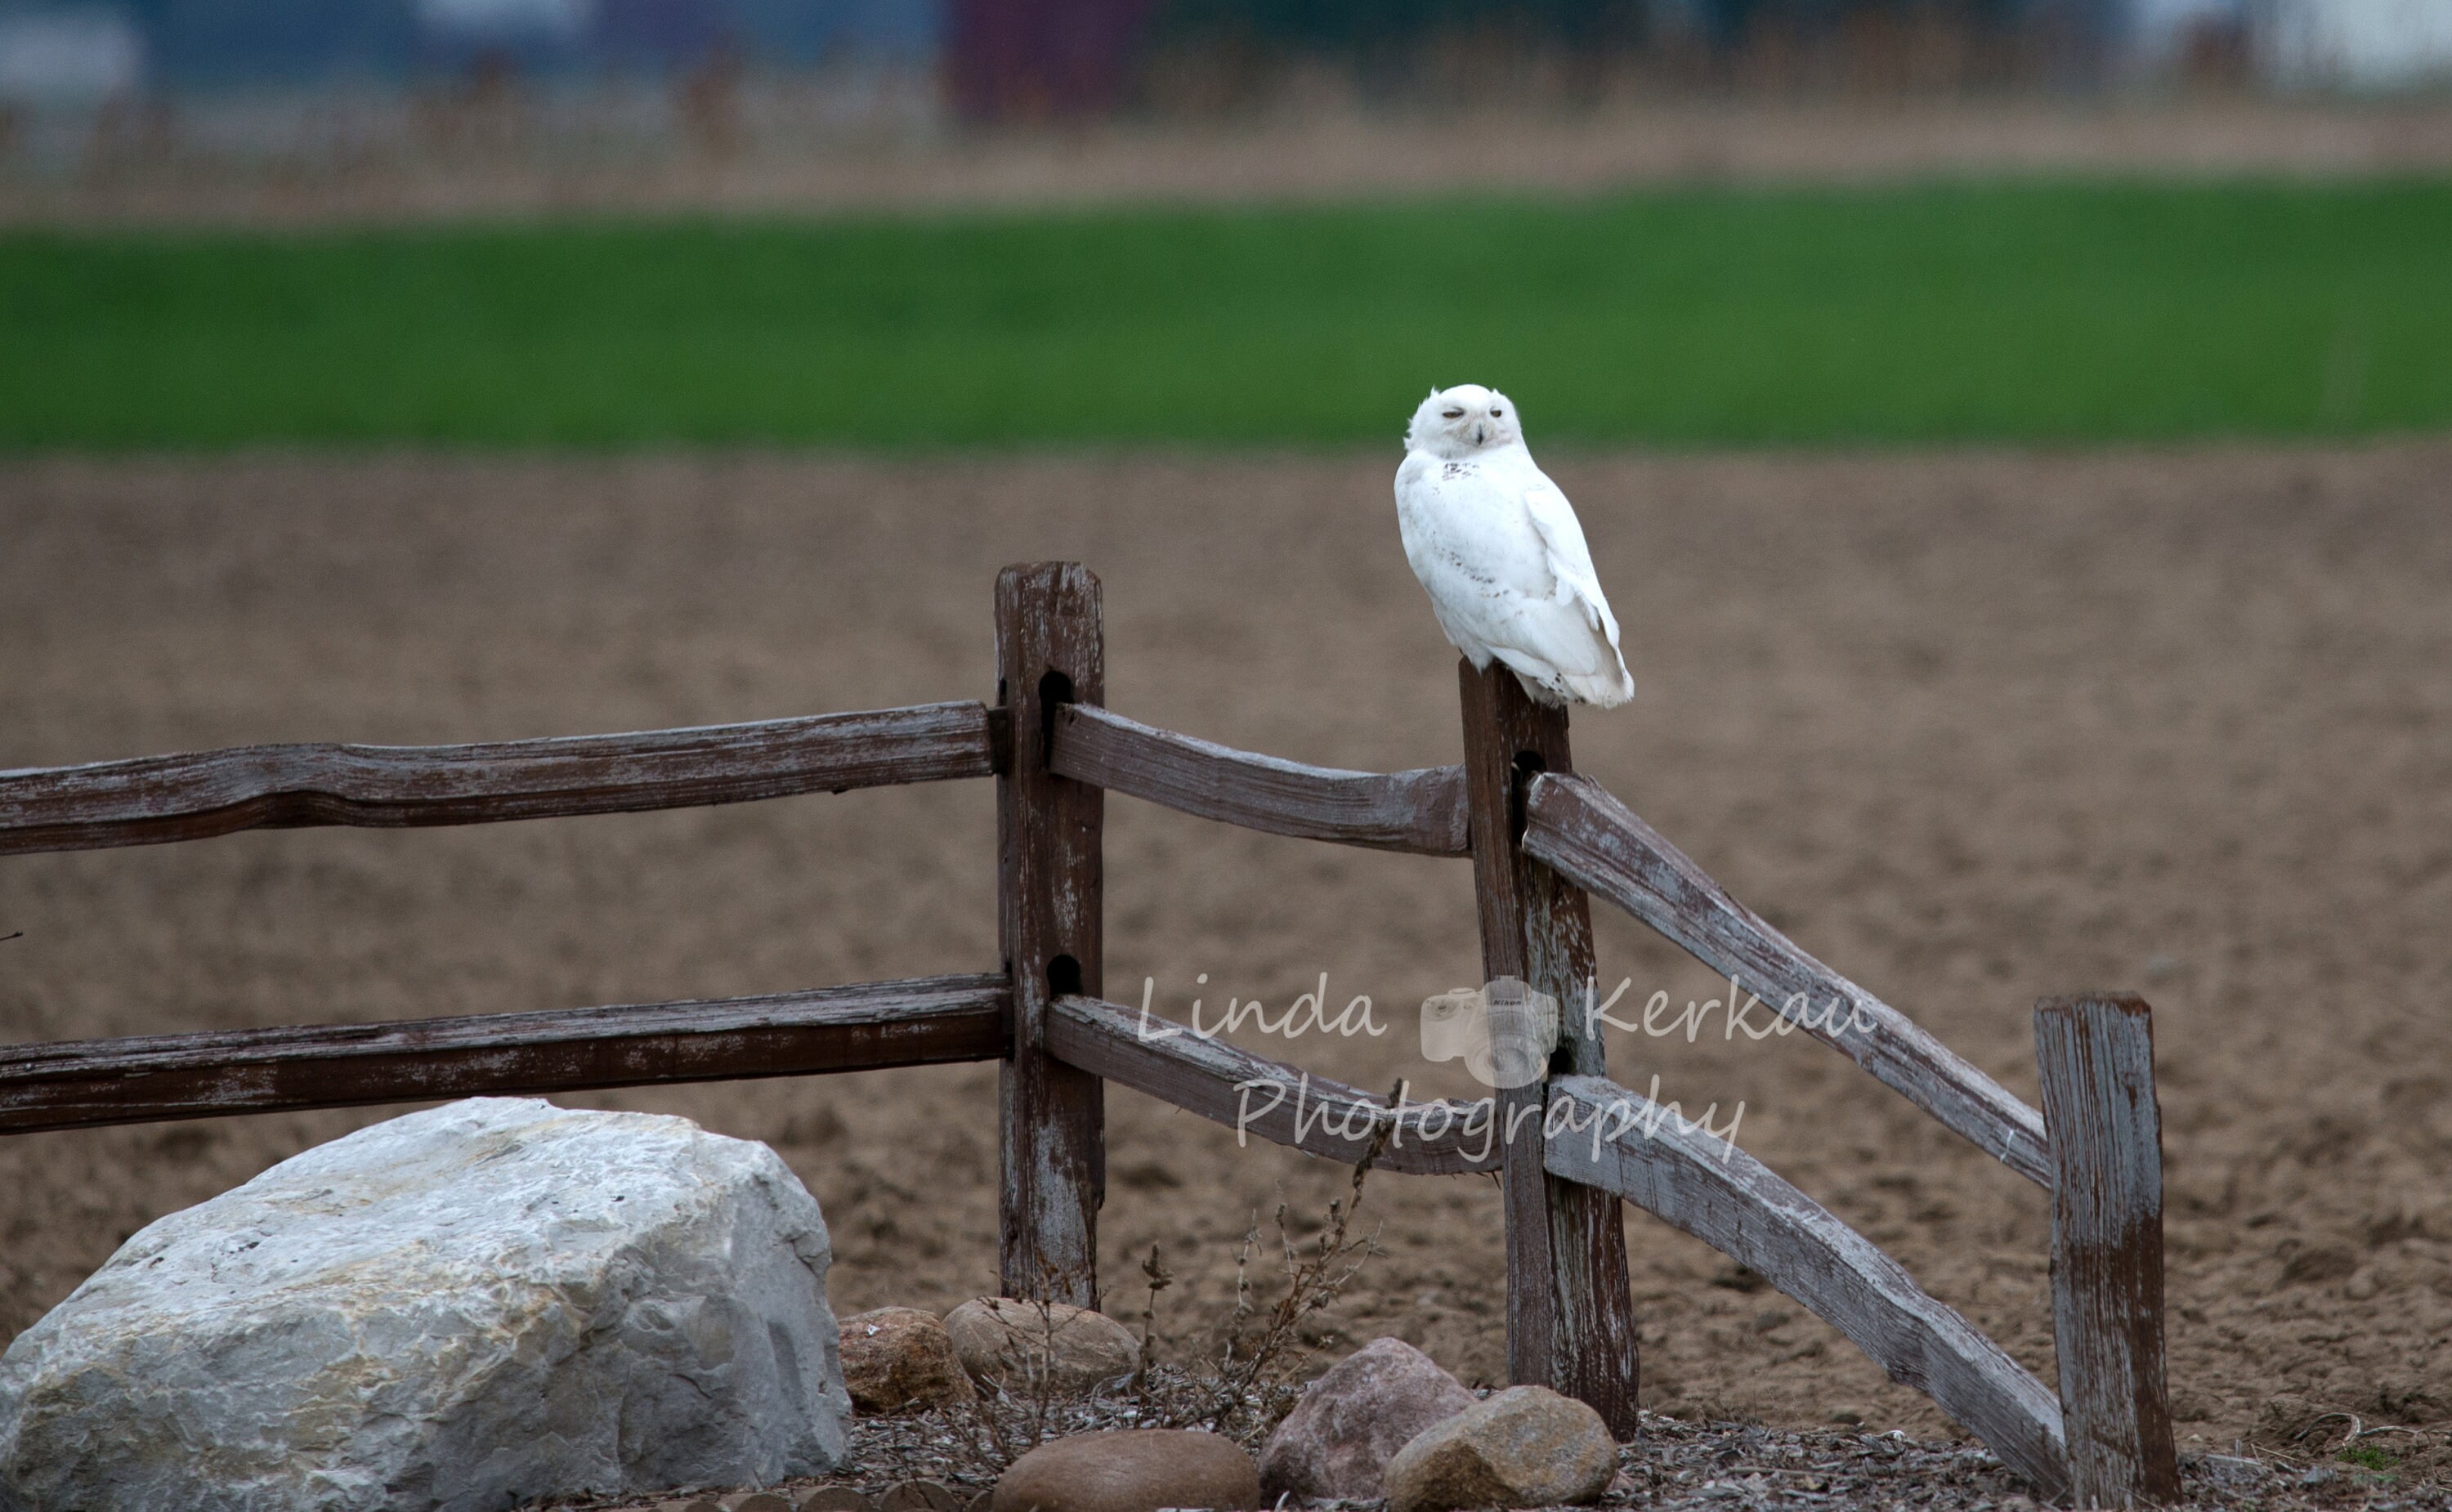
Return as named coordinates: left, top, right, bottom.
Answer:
left=943, top=1298, right=1140, bottom=1395
left=799, top=1491, right=881, bottom=1512
left=1381, top=1385, right=1616, bottom=1512
left=1260, top=1336, right=1475, bottom=1500
left=992, top=1429, right=1260, bottom=1512
left=842, top=1307, right=977, bottom=1415
left=880, top=1482, right=965, bottom=1512
left=730, top=1496, right=794, bottom=1512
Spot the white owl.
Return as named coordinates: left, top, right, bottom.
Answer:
left=1394, top=384, right=1635, bottom=709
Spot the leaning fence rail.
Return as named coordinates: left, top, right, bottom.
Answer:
left=0, top=559, right=2180, bottom=1506
left=1544, top=1074, right=2070, bottom=1496
left=1522, top=772, right=2053, bottom=1188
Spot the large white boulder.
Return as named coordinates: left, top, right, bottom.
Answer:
left=0, top=1097, right=850, bottom=1512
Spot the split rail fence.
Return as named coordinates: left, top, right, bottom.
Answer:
left=0, top=562, right=2179, bottom=1508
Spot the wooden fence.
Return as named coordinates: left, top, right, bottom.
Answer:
left=0, top=561, right=2177, bottom=1507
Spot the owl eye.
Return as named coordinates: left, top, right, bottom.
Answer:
left=1490, top=407, right=1503, bottom=416
left=1441, top=408, right=1465, bottom=419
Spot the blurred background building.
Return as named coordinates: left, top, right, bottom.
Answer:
left=0, top=0, right=2445, bottom=173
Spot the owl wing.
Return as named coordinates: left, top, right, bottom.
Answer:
left=1398, top=455, right=1634, bottom=707
left=1519, top=471, right=1622, bottom=650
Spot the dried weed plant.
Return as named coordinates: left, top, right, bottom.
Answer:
left=1138, top=1116, right=1389, bottom=1443
left=939, top=1119, right=1389, bottom=1478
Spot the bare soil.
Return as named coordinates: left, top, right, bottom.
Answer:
left=2, top=444, right=2450, bottom=1485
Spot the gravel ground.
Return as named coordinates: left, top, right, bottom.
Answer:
left=530, top=1382, right=2448, bottom=1510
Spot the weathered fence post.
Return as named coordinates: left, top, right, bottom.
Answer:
left=1458, top=660, right=1643, bottom=1438
left=996, top=562, right=1107, bottom=1307
left=2034, top=994, right=2180, bottom=1507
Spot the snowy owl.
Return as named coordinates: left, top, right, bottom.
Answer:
left=1394, top=384, right=1635, bottom=709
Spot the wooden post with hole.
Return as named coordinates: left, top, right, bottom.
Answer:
left=2035, top=993, right=2181, bottom=1507
left=996, top=562, right=1107, bottom=1307
left=1459, top=659, right=1644, bottom=1438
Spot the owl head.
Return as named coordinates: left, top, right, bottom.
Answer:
left=1404, top=384, right=1523, bottom=460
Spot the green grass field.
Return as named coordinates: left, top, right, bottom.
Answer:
left=5, top=180, right=2449, bottom=449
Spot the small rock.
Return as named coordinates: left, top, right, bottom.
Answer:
left=800, top=1490, right=881, bottom=1512
left=842, top=1308, right=977, bottom=1415
left=1259, top=1337, right=1475, bottom=1499
left=945, top=1298, right=1140, bottom=1395
left=1380, top=1385, right=1616, bottom=1512
left=2281, top=1241, right=2359, bottom=1286
left=881, top=1481, right=966, bottom=1512
left=732, top=1496, right=794, bottom=1512
left=2198, top=1452, right=2267, bottom=1485
left=993, top=1429, right=1260, bottom=1512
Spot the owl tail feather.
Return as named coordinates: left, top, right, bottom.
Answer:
left=1558, top=664, right=1636, bottom=709
left=1494, top=649, right=1635, bottom=710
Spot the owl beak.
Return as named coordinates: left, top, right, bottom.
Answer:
left=1471, top=423, right=1488, bottom=445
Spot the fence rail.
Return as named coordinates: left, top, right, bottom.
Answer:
left=1049, top=703, right=1469, bottom=857
left=0, top=561, right=2181, bottom=1505
left=1524, top=771, right=2054, bottom=1187
left=1546, top=1072, right=2070, bottom=1497
left=1046, top=993, right=1493, bottom=1176
left=0, top=975, right=1009, bottom=1134
left=0, top=702, right=1003, bottom=857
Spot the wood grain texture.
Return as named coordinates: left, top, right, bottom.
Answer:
left=996, top=562, right=1107, bottom=1308
left=1459, top=661, right=1642, bottom=1438
left=0, top=703, right=1000, bottom=857
left=0, top=975, right=1009, bottom=1134
left=1546, top=1073, right=2071, bottom=1499
left=1048, top=704, right=1470, bottom=856
left=2036, top=995, right=2180, bottom=1508
left=1045, top=994, right=1497, bottom=1176
left=1523, top=772, right=2053, bottom=1188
